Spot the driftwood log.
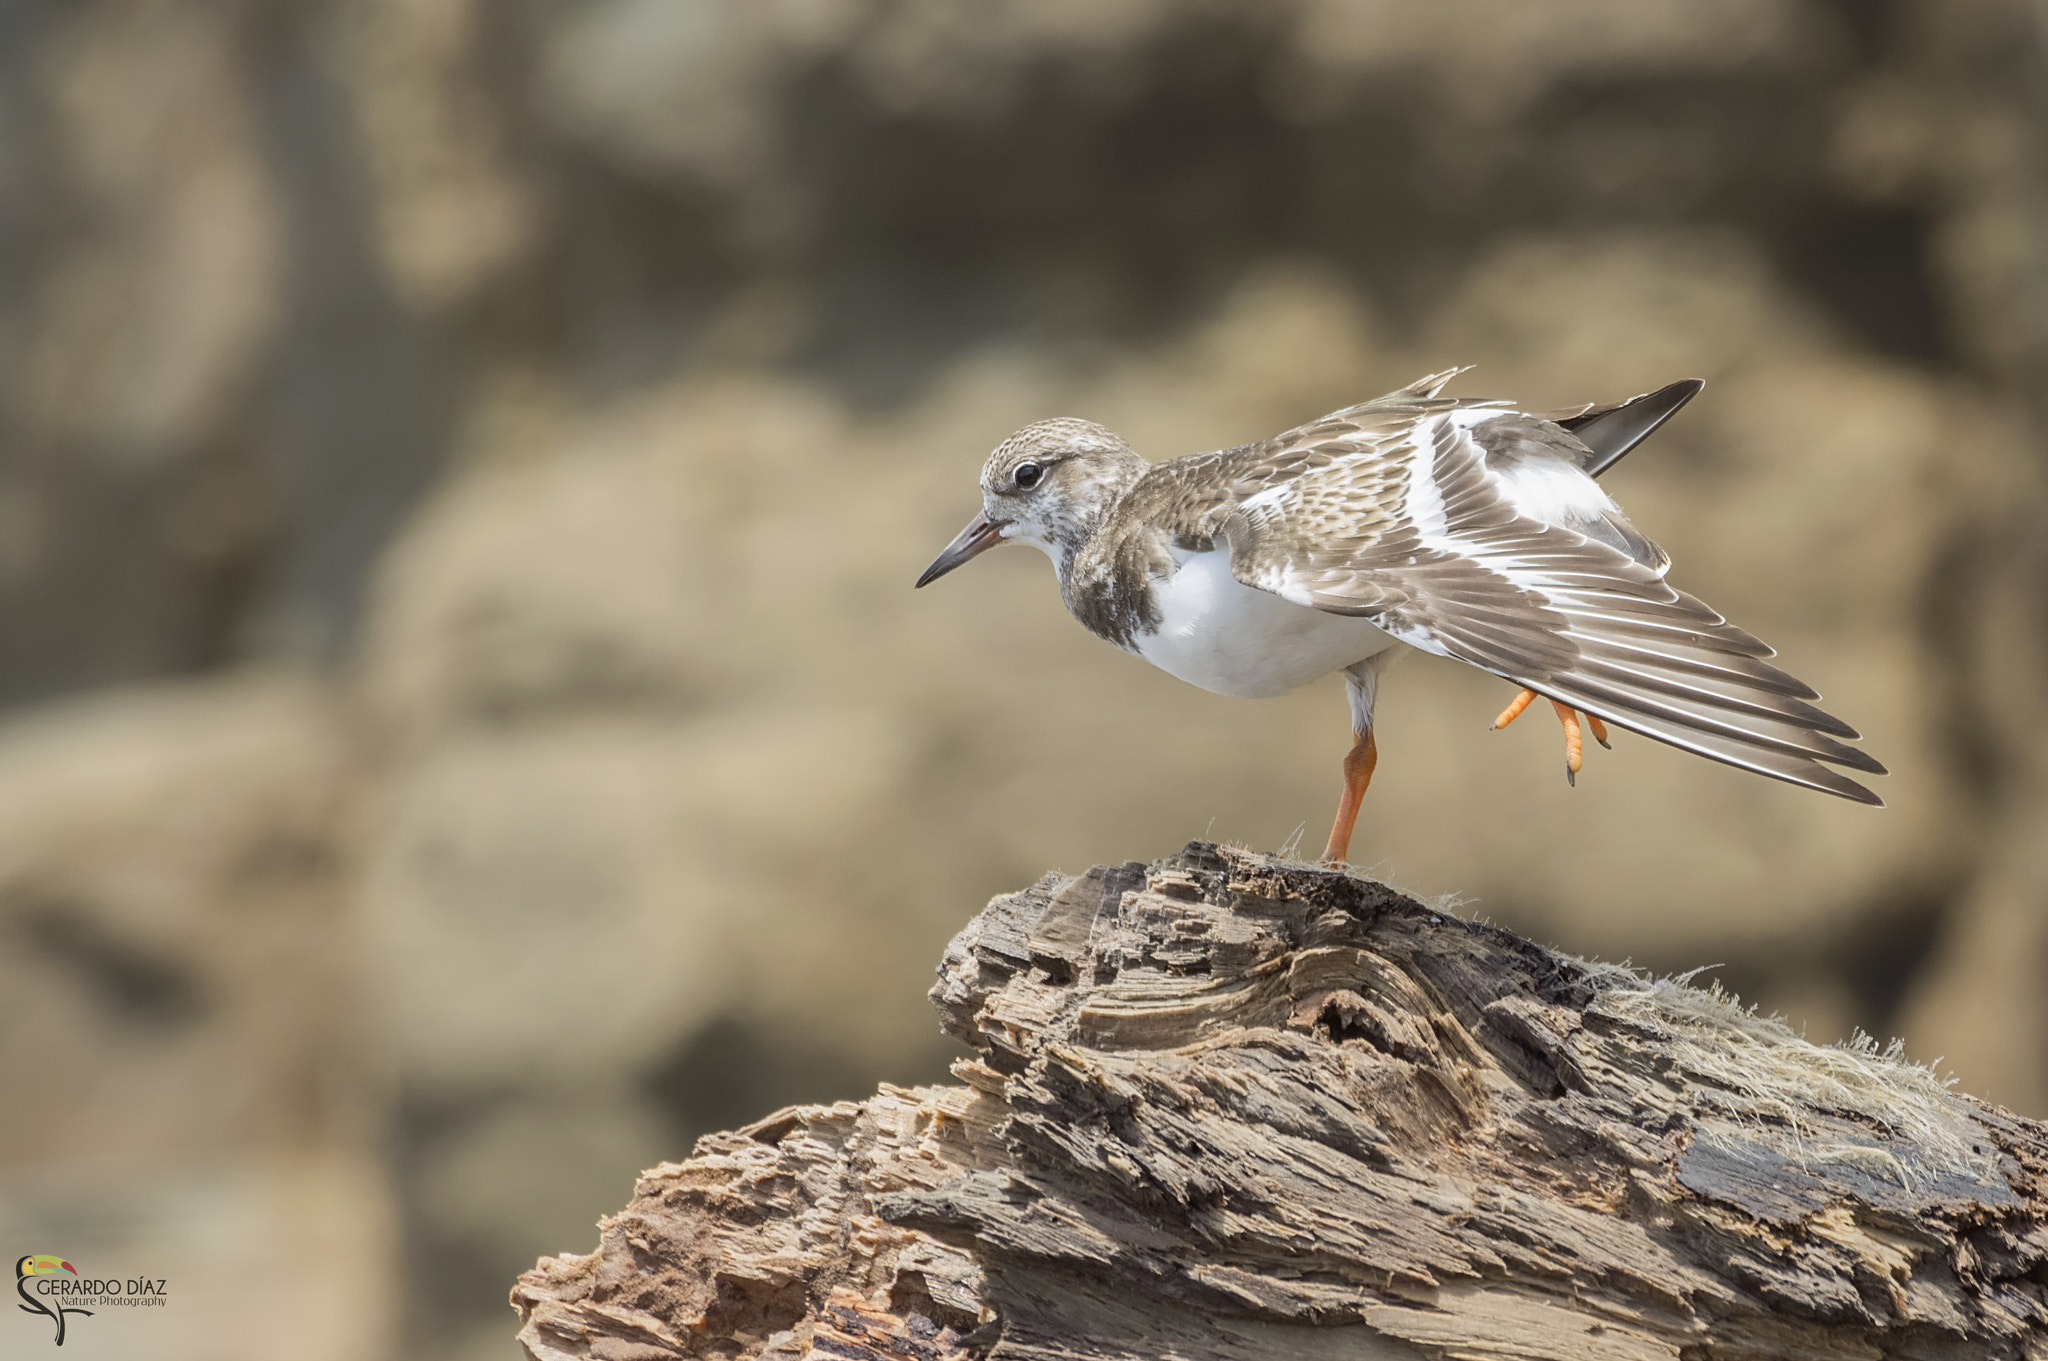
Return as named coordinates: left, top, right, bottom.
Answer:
left=513, top=842, right=2048, bottom=1360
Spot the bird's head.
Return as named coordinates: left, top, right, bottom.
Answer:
left=916, top=418, right=1148, bottom=588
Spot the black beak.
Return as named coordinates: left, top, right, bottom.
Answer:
left=916, top=513, right=1008, bottom=587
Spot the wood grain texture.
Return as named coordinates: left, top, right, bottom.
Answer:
left=513, top=843, right=2048, bottom=1361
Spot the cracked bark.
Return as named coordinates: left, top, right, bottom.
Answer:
left=512, top=842, right=2048, bottom=1360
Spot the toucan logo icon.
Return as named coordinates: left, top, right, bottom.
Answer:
left=15, top=1256, right=92, bottom=1346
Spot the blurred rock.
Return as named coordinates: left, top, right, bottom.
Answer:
left=1846, top=0, right=2048, bottom=1129
left=1294, top=0, right=1809, bottom=94
left=339, top=0, right=539, bottom=311
left=0, top=0, right=281, bottom=703
left=1898, top=788, right=2048, bottom=1117
left=23, top=0, right=280, bottom=454
left=0, top=670, right=359, bottom=1166
left=407, top=1092, right=669, bottom=1361
left=0, top=669, right=389, bottom=1355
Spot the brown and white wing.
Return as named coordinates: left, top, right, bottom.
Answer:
left=1124, top=368, right=1476, bottom=546
left=1220, top=410, right=1887, bottom=805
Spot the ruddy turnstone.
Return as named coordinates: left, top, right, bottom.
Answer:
left=916, top=370, right=1885, bottom=864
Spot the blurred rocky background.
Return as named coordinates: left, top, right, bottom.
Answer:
left=0, top=1, right=2043, bottom=1358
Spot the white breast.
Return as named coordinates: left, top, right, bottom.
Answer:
left=1131, top=549, right=1400, bottom=698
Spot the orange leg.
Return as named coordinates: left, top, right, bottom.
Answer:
left=1320, top=728, right=1378, bottom=865
left=1551, top=700, right=1583, bottom=785
left=1492, top=687, right=1538, bottom=730
left=1493, top=686, right=1612, bottom=780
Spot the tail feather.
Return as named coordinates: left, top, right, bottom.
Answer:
left=1560, top=378, right=1705, bottom=478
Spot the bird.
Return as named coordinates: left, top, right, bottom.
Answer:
left=915, top=369, right=1885, bottom=865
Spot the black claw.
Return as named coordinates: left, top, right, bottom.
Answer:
left=1565, top=766, right=1576, bottom=787
left=1593, top=734, right=1612, bottom=750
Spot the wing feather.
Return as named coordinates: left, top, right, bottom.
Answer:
left=1120, top=378, right=1480, bottom=548
left=1219, top=403, right=1886, bottom=804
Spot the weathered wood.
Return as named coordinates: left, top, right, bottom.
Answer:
left=513, top=842, right=2048, bottom=1360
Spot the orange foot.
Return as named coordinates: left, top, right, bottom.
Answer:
left=1492, top=687, right=1610, bottom=785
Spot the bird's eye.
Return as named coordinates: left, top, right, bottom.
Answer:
left=1014, top=462, right=1043, bottom=491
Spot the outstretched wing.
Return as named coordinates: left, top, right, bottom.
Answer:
left=1220, top=406, right=1887, bottom=804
